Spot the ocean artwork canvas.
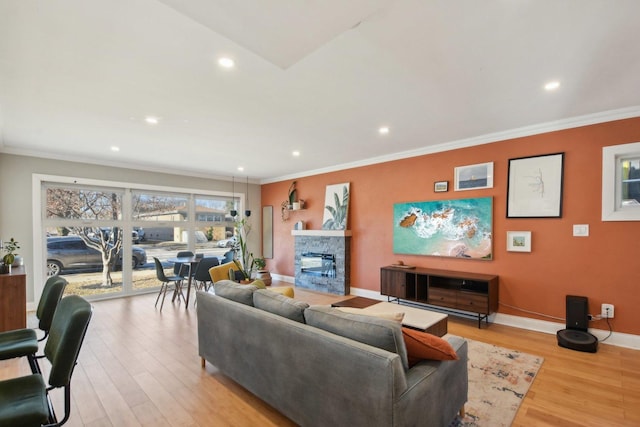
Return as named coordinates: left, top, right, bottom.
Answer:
left=393, top=197, right=493, bottom=260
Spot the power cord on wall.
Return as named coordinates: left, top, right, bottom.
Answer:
left=500, top=302, right=614, bottom=342
left=499, top=302, right=566, bottom=321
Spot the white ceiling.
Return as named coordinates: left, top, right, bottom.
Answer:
left=1, top=0, right=640, bottom=183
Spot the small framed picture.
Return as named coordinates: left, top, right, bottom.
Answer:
left=434, top=181, right=448, bottom=192
left=454, top=162, right=494, bottom=191
left=506, top=231, right=531, bottom=252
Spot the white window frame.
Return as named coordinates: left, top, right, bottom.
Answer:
left=32, top=174, right=244, bottom=304
left=602, top=142, right=640, bottom=221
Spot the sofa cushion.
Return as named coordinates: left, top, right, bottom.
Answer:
left=335, top=306, right=405, bottom=323
left=402, top=327, right=459, bottom=367
left=304, top=305, right=409, bottom=370
left=213, top=280, right=258, bottom=306
left=253, top=289, right=309, bottom=323
left=250, top=279, right=267, bottom=289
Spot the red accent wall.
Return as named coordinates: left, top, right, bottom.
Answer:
left=261, top=118, right=640, bottom=335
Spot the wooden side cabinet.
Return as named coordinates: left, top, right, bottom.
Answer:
left=380, top=266, right=498, bottom=328
left=0, top=266, right=27, bottom=332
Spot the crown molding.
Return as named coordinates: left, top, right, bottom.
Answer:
left=261, top=106, right=640, bottom=184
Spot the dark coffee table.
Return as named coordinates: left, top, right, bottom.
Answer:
left=332, top=296, right=380, bottom=309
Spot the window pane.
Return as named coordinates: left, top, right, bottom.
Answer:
left=195, top=195, right=233, bottom=221
left=132, top=192, right=189, bottom=221
left=46, top=187, right=123, bottom=220
left=621, top=158, right=640, bottom=205
left=45, top=225, right=124, bottom=298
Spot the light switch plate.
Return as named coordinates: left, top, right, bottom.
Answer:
left=573, top=224, right=589, bottom=237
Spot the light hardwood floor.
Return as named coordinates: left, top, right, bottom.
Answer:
left=1, top=284, right=639, bottom=426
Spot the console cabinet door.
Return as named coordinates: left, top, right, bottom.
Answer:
left=457, top=292, right=489, bottom=314
left=381, top=269, right=407, bottom=299
left=428, top=288, right=457, bottom=309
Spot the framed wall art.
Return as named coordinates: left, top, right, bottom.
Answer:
left=507, top=152, right=564, bottom=218
left=322, top=182, right=350, bottom=230
left=434, top=181, right=448, bottom=192
left=393, top=197, right=493, bottom=260
left=454, top=162, right=494, bottom=191
left=506, top=231, right=531, bottom=252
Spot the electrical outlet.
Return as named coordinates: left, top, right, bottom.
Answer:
left=601, top=303, right=615, bottom=319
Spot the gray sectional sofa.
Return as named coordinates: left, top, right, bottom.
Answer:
left=196, top=282, right=468, bottom=427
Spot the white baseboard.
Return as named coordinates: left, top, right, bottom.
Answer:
left=317, top=284, right=640, bottom=350
left=492, top=312, right=640, bottom=350
left=271, top=273, right=295, bottom=284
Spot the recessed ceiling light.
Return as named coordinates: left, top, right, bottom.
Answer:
left=544, top=81, right=560, bottom=91
left=379, top=126, right=390, bottom=135
left=292, top=151, right=300, bottom=157
left=111, top=146, right=120, bottom=152
left=145, top=116, right=159, bottom=125
left=237, top=166, right=244, bottom=172
left=218, top=57, right=235, bottom=68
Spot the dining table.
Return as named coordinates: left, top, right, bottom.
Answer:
left=167, top=256, right=201, bottom=308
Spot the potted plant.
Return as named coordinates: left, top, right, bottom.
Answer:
left=0, top=238, right=20, bottom=274
left=253, top=256, right=272, bottom=285
left=232, top=218, right=254, bottom=281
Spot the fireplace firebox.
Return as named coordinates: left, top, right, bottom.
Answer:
left=300, top=252, right=336, bottom=277
left=293, top=230, right=351, bottom=295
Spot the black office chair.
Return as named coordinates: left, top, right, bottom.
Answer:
left=0, top=295, right=92, bottom=427
left=0, top=276, right=67, bottom=373
left=154, top=257, right=184, bottom=310
left=193, top=257, right=220, bottom=294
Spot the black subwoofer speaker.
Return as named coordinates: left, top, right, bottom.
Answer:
left=557, top=295, right=598, bottom=353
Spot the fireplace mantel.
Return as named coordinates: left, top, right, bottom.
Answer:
left=291, top=230, right=352, bottom=237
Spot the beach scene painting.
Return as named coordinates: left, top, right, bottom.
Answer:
left=454, top=162, right=494, bottom=191
left=393, top=197, right=493, bottom=260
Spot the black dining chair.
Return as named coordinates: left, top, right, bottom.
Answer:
left=0, top=295, right=92, bottom=427
left=222, top=250, right=235, bottom=264
left=193, top=257, right=220, bottom=294
left=173, top=250, right=194, bottom=278
left=154, top=257, right=184, bottom=310
left=0, top=275, right=67, bottom=373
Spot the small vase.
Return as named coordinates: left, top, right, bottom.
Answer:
left=256, top=270, right=272, bottom=286
left=0, top=264, right=10, bottom=274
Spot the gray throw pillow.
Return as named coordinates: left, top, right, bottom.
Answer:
left=213, top=280, right=258, bottom=306
left=304, top=305, right=409, bottom=370
left=253, top=289, right=309, bottom=323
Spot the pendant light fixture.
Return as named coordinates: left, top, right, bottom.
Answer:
left=230, top=176, right=237, bottom=217
left=245, top=176, right=251, bottom=217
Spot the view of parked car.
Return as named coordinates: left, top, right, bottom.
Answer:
left=46, top=235, right=147, bottom=276
left=216, top=236, right=237, bottom=248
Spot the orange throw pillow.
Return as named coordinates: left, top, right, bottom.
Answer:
left=402, top=327, right=459, bottom=367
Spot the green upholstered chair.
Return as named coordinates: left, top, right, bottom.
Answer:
left=0, top=275, right=67, bottom=373
left=0, top=295, right=92, bottom=426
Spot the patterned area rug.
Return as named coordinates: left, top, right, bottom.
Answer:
left=450, top=339, right=544, bottom=427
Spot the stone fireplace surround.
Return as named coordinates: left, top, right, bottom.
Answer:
left=292, top=230, right=351, bottom=295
